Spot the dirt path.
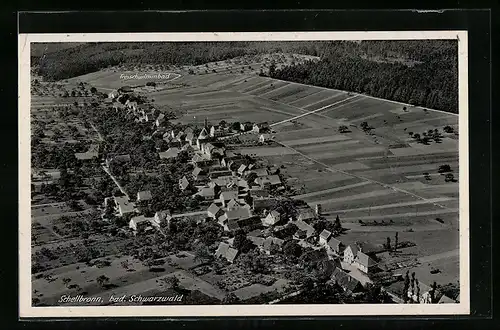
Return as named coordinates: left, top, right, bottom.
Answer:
left=102, top=165, right=129, bottom=199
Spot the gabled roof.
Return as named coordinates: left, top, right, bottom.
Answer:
left=438, top=294, right=455, bottom=304
left=207, top=203, right=221, bottom=216
left=327, top=237, right=342, bottom=250
left=192, top=167, right=203, bottom=176
left=185, top=132, right=194, bottom=141
left=319, top=229, right=332, bottom=241
left=268, top=210, right=281, bottom=219
left=225, top=207, right=252, bottom=221
left=220, top=190, right=239, bottom=201
left=248, top=236, right=265, bottom=247
left=215, top=242, right=239, bottom=263
left=237, top=164, right=247, bottom=173
left=355, top=251, right=377, bottom=268
left=137, top=190, right=152, bottom=201
left=227, top=199, right=239, bottom=210
left=295, top=220, right=315, bottom=237
left=130, top=215, right=150, bottom=225
left=198, top=127, right=209, bottom=140
left=179, top=176, right=190, bottom=190
left=158, top=148, right=180, bottom=159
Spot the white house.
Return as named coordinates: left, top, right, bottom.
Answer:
left=262, top=210, right=281, bottom=226
left=319, top=229, right=332, bottom=246
left=343, top=245, right=358, bottom=264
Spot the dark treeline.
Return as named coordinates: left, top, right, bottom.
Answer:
left=270, top=40, right=458, bottom=113
left=31, top=41, right=319, bottom=81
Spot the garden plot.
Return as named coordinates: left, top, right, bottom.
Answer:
left=263, top=84, right=307, bottom=102
left=302, top=92, right=350, bottom=111
left=309, top=146, right=386, bottom=161
left=289, top=89, right=337, bottom=108
left=235, top=79, right=270, bottom=93
left=248, top=80, right=289, bottom=96
left=295, top=139, right=362, bottom=153
left=232, top=278, right=290, bottom=301
left=279, top=134, right=351, bottom=147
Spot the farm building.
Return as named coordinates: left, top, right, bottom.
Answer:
left=343, top=245, right=359, bottom=265
left=214, top=242, right=239, bottom=263
left=252, top=122, right=270, bottom=134
left=353, top=250, right=378, bottom=274
left=194, top=186, right=216, bottom=201
left=179, top=176, right=190, bottom=191
left=296, top=208, right=316, bottom=222
left=129, top=215, right=153, bottom=233
left=154, top=210, right=171, bottom=227
left=319, top=229, right=333, bottom=246
left=255, top=175, right=282, bottom=188
left=261, top=237, right=284, bottom=255
left=137, top=190, right=152, bottom=202
left=438, top=294, right=456, bottom=304
left=207, top=203, right=224, bottom=219
left=332, top=268, right=363, bottom=294
left=327, top=237, right=344, bottom=255
left=156, top=113, right=165, bottom=127
left=294, top=220, right=315, bottom=238
left=262, top=210, right=281, bottom=227
left=114, top=196, right=136, bottom=216
left=219, top=190, right=239, bottom=207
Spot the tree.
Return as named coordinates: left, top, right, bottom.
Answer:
left=282, top=240, right=303, bottom=260
left=403, top=270, right=410, bottom=303
left=444, top=173, right=455, bottom=182
left=96, top=275, right=110, bottom=288
left=385, top=237, right=391, bottom=250
left=62, top=277, right=72, bottom=287
left=438, top=164, right=452, bottom=173
left=90, top=87, right=97, bottom=94
left=333, top=215, right=342, bottom=232
left=394, top=232, right=399, bottom=252
left=413, top=133, right=421, bottom=141
left=230, top=122, right=241, bottom=131
left=338, top=125, right=349, bottom=133
left=233, top=230, right=255, bottom=253
left=166, top=276, right=180, bottom=290
left=194, top=244, right=213, bottom=263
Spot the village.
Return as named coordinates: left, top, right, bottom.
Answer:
left=29, top=76, right=461, bottom=306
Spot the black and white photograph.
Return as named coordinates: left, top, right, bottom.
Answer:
left=18, top=31, right=469, bottom=317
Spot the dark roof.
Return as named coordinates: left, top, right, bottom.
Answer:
left=355, top=251, right=377, bottom=268
left=207, top=203, right=221, bottom=216
left=332, top=268, right=361, bottom=292
left=215, top=242, right=239, bottom=263
left=327, top=237, right=342, bottom=250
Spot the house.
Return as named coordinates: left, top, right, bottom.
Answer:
left=209, top=170, right=233, bottom=179
left=248, top=236, right=265, bottom=247
left=255, top=175, right=282, bottom=188
left=226, top=199, right=240, bottom=210
left=296, top=208, right=316, bottom=222
left=262, top=210, right=281, bottom=226
left=237, top=164, right=247, bottom=176
left=207, top=203, right=224, bottom=219
left=261, top=236, right=284, bottom=255
left=319, top=229, right=332, bottom=246
left=327, top=237, right=343, bottom=255
left=252, top=122, right=270, bottom=134
left=129, top=215, right=152, bottom=232
left=438, top=294, right=455, bottom=304
left=179, top=176, right=190, bottom=191
left=108, top=90, right=119, bottom=99
left=196, top=127, right=209, bottom=148
left=114, top=196, right=136, bottom=216
left=405, top=281, right=442, bottom=304
left=118, top=86, right=133, bottom=94
left=192, top=167, right=205, bottom=180
left=240, top=122, right=253, bottom=132
left=158, top=147, right=180, bottom=160
left=126, top=100, right=138, bottom=111
left=174, top=130, right=185, bottom=142
left=259, top=134, right=271, bottom=143
left=185, top=131, right=195, bottom=145
left=332, top=268, right=363, bottom=293
left=153, top=210, right=171, bottom=227
left=137, top=190, right=152, bottom=202
left=75, top=151, right=98, bottom=160
left=219, top=207, right=253, bottom=231
left=353, top=250, right=377, bottom=274
left=106, top=154, right=131, bottom=167
left=156, top=113, right=165, bottom=127
left=247, top=168, right=268, bottom=178
left=210, top=125, right=225, bottom=137
left=194, top=186, right=216, bottom=201
left=343, top=245, right=358, bottom=264
left=294, top=220, right=315, bottom=238
left=214, top=242, right=239, bottom=263
left=219, top=190, right=239, bottom=207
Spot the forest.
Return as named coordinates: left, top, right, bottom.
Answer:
left=31, top=40, right=458, bottom=113
left=269, top=40, right=458, bottom=113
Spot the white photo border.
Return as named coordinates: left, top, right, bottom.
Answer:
left=18, top=31, right=469, bottom=318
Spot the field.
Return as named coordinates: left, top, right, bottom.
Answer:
left=36, top=53, right=460, bottom=302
